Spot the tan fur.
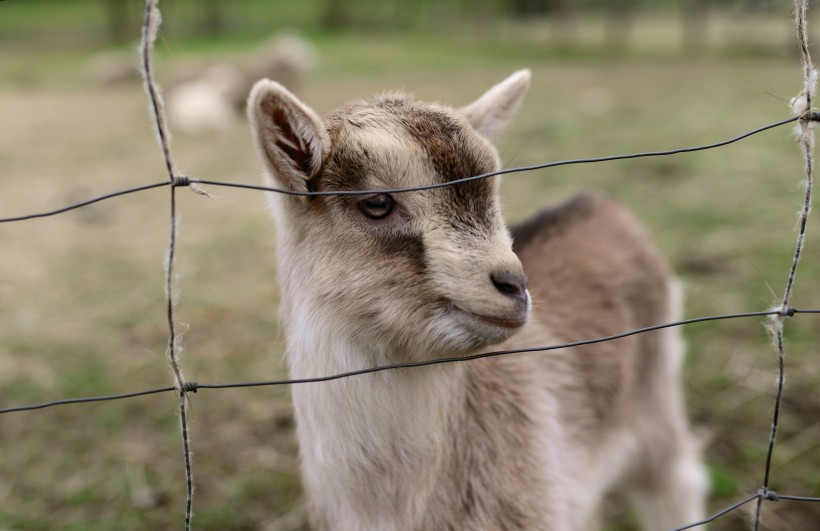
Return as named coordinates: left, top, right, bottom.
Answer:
left=248, top=71, right=708, bottom=530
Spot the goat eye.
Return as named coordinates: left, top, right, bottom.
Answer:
left=358, top=194, right=396, bottom=220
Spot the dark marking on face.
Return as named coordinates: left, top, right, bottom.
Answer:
left=308, top=110, right=374, bottom=195
left=314, top=96, right=502, bottom=240
left=373, top=232, right=427, bottom=275
left=316, top=145, right=372, bottom=193
left=386, top=101, right=498, bottom=230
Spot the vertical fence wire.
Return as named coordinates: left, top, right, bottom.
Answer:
left=752, top=1, right=816, bottom=529
left=139, top=0, right=194, bottom=528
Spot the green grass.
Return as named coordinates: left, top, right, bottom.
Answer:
left=1, top=5, right=820, bottom=531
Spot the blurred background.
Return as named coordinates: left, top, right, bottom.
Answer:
left=1, top=0, right=820, bottom=529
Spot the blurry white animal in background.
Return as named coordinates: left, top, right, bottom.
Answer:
left=167, top=63, right=245, bottom=135
left=84, top=49, right=142, bottom=86
left=168, top=31, right=316, bottom=135
left=245, top=30, right=318, bottom=100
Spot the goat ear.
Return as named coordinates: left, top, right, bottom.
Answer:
left=459, top=69, right=531, bottom=142
left=248, top=79, right=328, bottom=193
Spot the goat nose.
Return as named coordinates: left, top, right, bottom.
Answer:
left=490, top=270, right=528, bottom=301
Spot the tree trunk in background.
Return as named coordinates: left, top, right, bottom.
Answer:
left=683, top=0, right=711, bottom=54
left=103, top=0, right=131, bottom=44
left=198, top=0, right=227, bottom=36
left=323, top=0, right=352, bottom=29
left=551, top=0, right=576, bottom=49
left=605, top=0, right=633, bottom=51
left=511, top=0, right=549, bottom=17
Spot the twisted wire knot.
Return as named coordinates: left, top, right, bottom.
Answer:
left=172, top=175, right=191, bottom=187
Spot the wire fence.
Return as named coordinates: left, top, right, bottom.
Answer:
left=0, top=0, right=818, bottom=529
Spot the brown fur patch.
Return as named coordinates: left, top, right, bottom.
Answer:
left=317, top=95, right=499, bottom=232
left=510, top=191, right=600, bottom=254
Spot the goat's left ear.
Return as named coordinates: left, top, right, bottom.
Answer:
left=247, top=79, right=329, bottom=194
left=458, top=69, right=531, bottom=142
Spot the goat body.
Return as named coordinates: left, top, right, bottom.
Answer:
left=248, top=71, right=708, bottom=530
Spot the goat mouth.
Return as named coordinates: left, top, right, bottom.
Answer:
left=451, top=305, right=528, bottom=330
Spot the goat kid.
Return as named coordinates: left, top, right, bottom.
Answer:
left=248, top=70, right=708, bottom=531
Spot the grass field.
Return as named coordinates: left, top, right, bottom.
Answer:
left=1, top=3, right=820, bottom=530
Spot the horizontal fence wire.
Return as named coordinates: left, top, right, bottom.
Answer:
left=1, top=0, right=818, bottom=529
left=2, top=308, right=819, bottom=415
left=673, top=493, right=762, bottom=531
left=0, top=116, right=811, bottom=224
left=674, top=490, right=820, bottom=531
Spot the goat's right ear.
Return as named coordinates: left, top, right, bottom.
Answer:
left=247, top=79, right=329, bottom=193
